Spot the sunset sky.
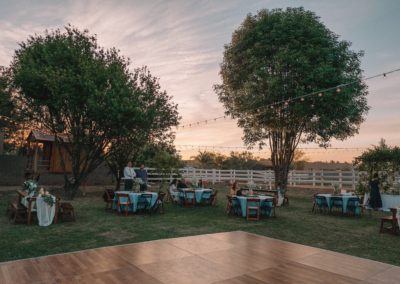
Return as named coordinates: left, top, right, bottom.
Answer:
left=0, top=0, right=399, bottom=162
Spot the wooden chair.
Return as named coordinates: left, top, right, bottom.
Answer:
left=183, top=190, right=195, bottom=207
left=26, top=196, right=37, bottom=225
left=380, top=208, right=399, bottom=235
left=330, top=196, right=344, bottom=214
left=226, top=195, right=241, bottom=216
left=260, top=199, right=275, bottom=218
left=7, top=201, right=27, bottom=224
left=210, top=189, right=218, bottom=206
left=60, top=202, right=75, bottom=222
left=152, top=192, right=166, bottom=214
left=346, top=197, right=361, bottom=216
left=137, top=193, right=153, bottom=213
left=103, top=188, right=115, bottom=210
left=314, top=195, right=329, bottom=213
left=200, top=190, right=212, bottom=205
left=246, top=198, right=260, bottom=221
left=115, top=193, right=131, bottom=216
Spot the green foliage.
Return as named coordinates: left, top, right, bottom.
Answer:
left=215, top=7, right=368, bottom=190
left=190, top=150, right=269, bottom=170
left=9, top=26, right=178, bottom=198
left=104, top=67, right=179, bottom=189
left=143, top=146, right=183, bottom=188
left=354, top=139, right=400, bottom=192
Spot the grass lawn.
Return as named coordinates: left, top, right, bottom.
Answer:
left=1, top=185, right=399, bottom=265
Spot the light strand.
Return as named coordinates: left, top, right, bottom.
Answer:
left=177, top=67, right=400, bottom=130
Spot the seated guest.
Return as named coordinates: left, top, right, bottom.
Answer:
left=230, top=181, right=239, bottom=196
left=177, top=178, right=188, bottom=189
left=169, top=179, right=179, bottom=202
left=169, top=179, right=178, bottom=192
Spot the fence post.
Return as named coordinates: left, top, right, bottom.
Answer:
left=320, top=170, right=324, bottom=187
left=312, top=169, right=316, bottom=187
left=352, top=169, right=356, bottom=190
left=339, top=170, right=343, bottom=188
left=233, top=169, right=236, bottom=182
left=212, top=169, right=216, bottom=184
left=292, top=170, right=296, bottom=186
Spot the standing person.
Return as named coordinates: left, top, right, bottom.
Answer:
left=137, top=164, right=148, bottom=192
left=369, top=173, right=382, bottom=209
left=123, top=162, right=136, bottom=191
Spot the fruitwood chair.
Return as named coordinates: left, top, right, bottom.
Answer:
left=346, top=197, right=361, bottom=216
left=60, top=202, right=75, bottom=222
left=137, top=193, right=153, bottom=213
left=103, top=188, right=115, bottom=210
left=314, top=195, right=329, bottom=213
left=116, top=193, right=131, bottom=216
left=226, top=195, right=241, bottom=216
left=183, top=190, right=195, bottom=207
left=246, top=198, right=261, bottom=221
left=380, top=208, right=399, bottom=235
left=330, top=196, right=344, bottom=214
left=260, top=199, right=275, bottom=218
left=210, top=189, right=218, bottom=206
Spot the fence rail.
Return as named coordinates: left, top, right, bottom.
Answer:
left=143, top=168, right=392, bottom=189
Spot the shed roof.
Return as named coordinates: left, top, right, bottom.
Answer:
left=27, top=130, right=69, bottom=143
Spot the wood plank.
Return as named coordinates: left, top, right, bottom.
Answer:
left=0, top=231, right=398, bottom=284
left=296, top=251, right=393, bottom=281
left=247, top=261, right=362, bottom=284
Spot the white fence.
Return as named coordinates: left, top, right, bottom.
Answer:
left=145, top=168, right=372, bottom=189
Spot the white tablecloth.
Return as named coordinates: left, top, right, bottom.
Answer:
left=36, top=196, right=56, bottom=226
left=364, top=193, right=400, bottom=211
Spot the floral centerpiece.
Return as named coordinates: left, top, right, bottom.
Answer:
left=23, top=180, right=38, bottom=196
left=38, top=188, right=55, bottom=207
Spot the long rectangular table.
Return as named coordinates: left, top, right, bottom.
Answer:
left=317, top=194, right=360, bottom=214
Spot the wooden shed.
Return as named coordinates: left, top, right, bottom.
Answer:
left=26, top=130, right=72, bottom=174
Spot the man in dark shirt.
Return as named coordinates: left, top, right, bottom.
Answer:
left=177, top=178, right=188, bottom=189
left=136, top=164, right=148, bottom=191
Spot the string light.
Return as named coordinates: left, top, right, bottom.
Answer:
left=177, top=67, right=400, bottom=129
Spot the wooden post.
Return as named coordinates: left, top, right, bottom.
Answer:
left=33, top=142, right=38, bottom=174
left=339, top=170, right=343, bottom=188
left=312, top=169, right=316, bottom=187
left=320, top=170, right=324, bottom=187
left=212, top=169, right=216, bottom=184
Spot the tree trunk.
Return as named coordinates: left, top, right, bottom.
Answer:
left=64, top=179, right=80, bottom=200
left=269, top=130, right=298, bottom=195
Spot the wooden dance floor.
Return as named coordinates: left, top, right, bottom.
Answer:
left=1, top=231, right=399, bottom=283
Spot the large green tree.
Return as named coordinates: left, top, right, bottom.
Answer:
left=9, top=26, right=177, bottom=198
left=105, top=66, right=179, bottom=190
left=215, top=8, right=368, bottom=192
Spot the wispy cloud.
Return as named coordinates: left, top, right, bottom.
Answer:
left=0, top=0, right=399, bottom=162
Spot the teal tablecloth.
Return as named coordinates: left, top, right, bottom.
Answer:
left=180, top=188, right=212, bottom=203
left=114, top=191, right=158, bottom=212
left=317, top=194, right=360, bottom=214
left=236, top=196, right=274, bottom=217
